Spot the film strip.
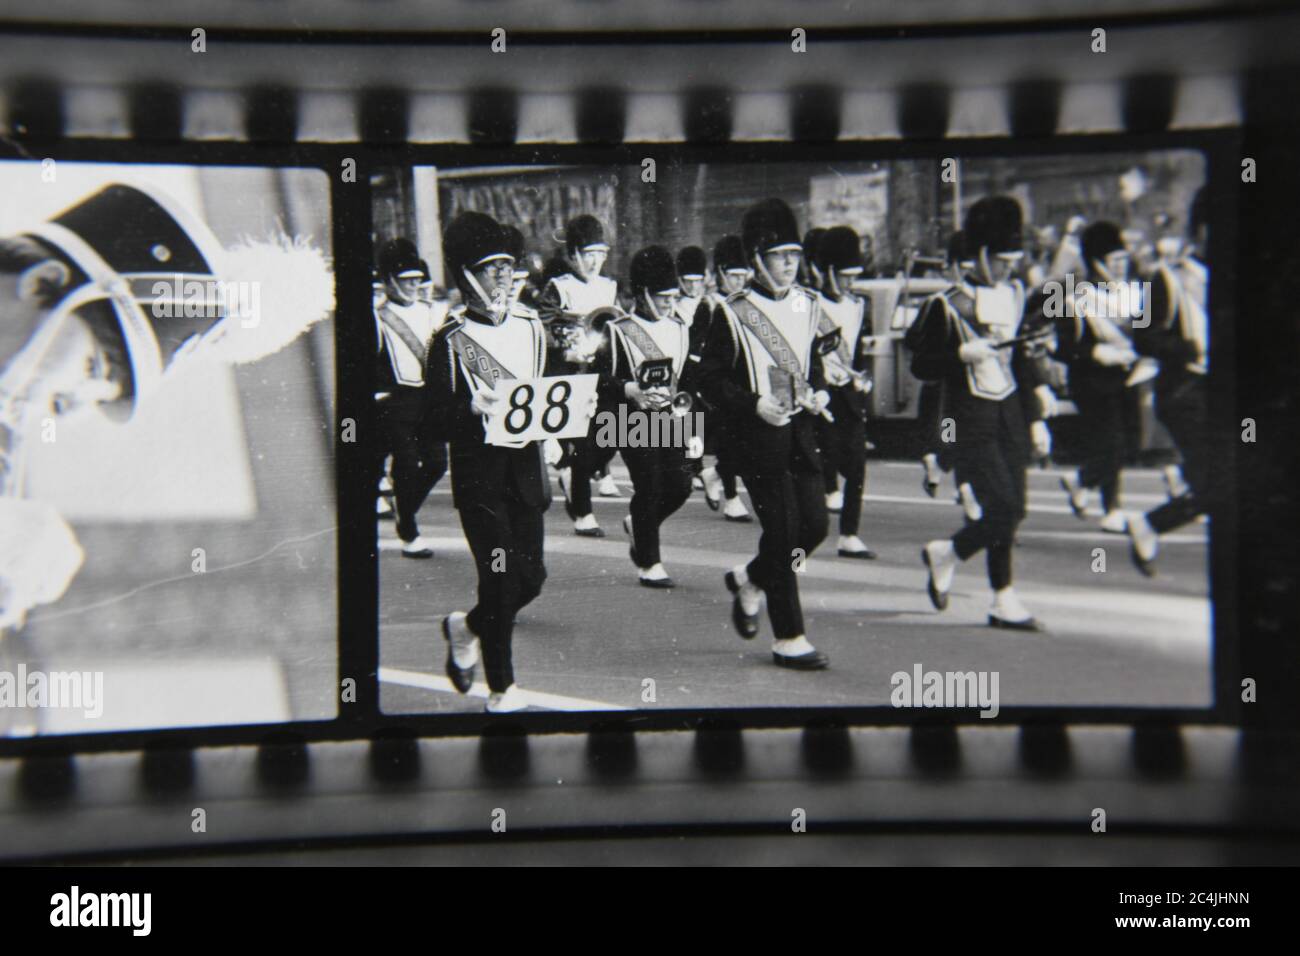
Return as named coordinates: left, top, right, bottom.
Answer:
left=0, top=3, right=1296, bottom=864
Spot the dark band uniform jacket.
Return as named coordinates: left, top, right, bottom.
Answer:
left=907, top=282, right=1047, bottom=467
left=696, top=283, right=828, bottom=477
left=424, top=302, right=553, bottom=511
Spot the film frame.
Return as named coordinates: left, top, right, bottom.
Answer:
left=0, top=8, right=1295, bottom=865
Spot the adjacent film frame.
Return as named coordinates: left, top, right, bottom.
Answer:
left=0, top=128, right=1242, bottom=757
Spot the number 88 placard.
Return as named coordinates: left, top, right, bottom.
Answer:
left=482, top=374, right=600, bottom=447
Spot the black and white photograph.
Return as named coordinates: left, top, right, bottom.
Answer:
left=0, top=0, right=1296, bottom=884
left=0, top=160, right=337, bottom=734
left=374, top=150, right=1216, bottom=716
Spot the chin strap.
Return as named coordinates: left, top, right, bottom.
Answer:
left=461, top=268, right=509, bottom=325
left=751, top=253, right=793, bottom=298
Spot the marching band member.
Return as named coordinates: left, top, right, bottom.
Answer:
left=673, top=245, right=709, bottom=489
left=1126, top=188, right=1211, bottom=575
left=0, top=182, right=333, bottom=639
left=814, top=226, right=878, bottom=559
left=916, top=231, right=966, bottom=498
left=428, top=212, right=561, bottom=713
left=374, top=238, right=448, bottom=558
left=597, top=246, right=694, bottom=588
left=1052, top=221, right=1141, bottom=534
left=538, top=214, right=619, bottom=535
left=799, top=227, right=827, bottom=291
left=674, top=246, right=708, bottom=326
left=689, top=235, right=753, bottom=523
left=913, top=196, right=1052, bottom=631
left=698, top=199, right=833, bottom=671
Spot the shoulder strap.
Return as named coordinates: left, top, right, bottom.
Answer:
left=376, top=304, right=429, bottom=364
left=447, top=326, right=518, bottom=386
left=614, top=317, right=667, bottom=362
left=729, top=295, right=807, bottom=378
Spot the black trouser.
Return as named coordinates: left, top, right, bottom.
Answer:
left=1072, top=383, right=1127, bottom=513
left=710, top=414, right=740, bottom=499
left=623, top=442, right=693, bottom=567
left=1146, top=377, right=1209, bottom=534
left=950, top=426, right=1028, bottom=592
left=739, top=465, right=829, bottom=639
left=378, top=396, right=447, bottom=543
left=818, top=402, right=868, bottom=536
left=565, top=432, right=616, bottom=520
left=704, top=411, right=740, bottom=499
left=917, top=381, right=956, bottom=471
left=459, top=491, right=548, bottom=693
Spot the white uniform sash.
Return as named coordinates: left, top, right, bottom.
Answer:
left=723, top=290, right=818, bottom=402
left=549, top=274, right=618, bottom=315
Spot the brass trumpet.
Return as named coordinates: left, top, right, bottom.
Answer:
left=637, top=357, right=694, bottom=417
left=637, top=387, right=694, bottom=417
left=555, top=305, right=624, bottom=364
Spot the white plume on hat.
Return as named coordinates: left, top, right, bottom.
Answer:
left=189, top=232, right=334, bottom=366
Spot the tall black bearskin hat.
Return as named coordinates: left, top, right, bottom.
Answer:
left=963, top=196, right=1024, bottom=256
left=675, top=245, right=707, bottom=280
left=815, top=226, right=864, bottom=274
left=20, top=182, right=332, bottom=416
left=629, top=245, right=680, bottom=297
left=1081, top=221, right=1125, bottom=273
left=501, top=224, right=527, bottom=263
left=377, top=237, right=424, bottom=279
left=742, top=198, right=802, bottom=257
left=803, top=228, right=827, bottom=263
left=947, top=230, right=969, bottom=266
left=564, top=214, right=608, bottom=254
left=712, top=234, right=748, bottom=273
left=443, top=212, right=512, bottom=292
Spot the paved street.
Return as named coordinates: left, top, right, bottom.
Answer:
left=380, top=458, right=1211, bottom=714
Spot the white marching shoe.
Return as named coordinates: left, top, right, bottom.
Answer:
left=701, top=467, right=725, bottom=510
left=988, top=587, right=1041, bottom=632
left=825, top=490, right=844, bottom=513
left=595, top=473, right=620, bottom=497
left=957, top=482, right=983, bottom=522
left=573, top=513, right=605, bottom=537
left=921, top=539, right=957, bottom=611
left=1127, top=512, right=1159, bottom=577
left=837, top=534, right=877, bottom=560
left=722, top=496, right=752, bottom=522
left=1060, top=473, right=1088, bottom=519
left=487, top=684, right=527, bottom=713
left=1099, top=510, right=1128, bottom=534
left=921, top=453, right=942, bottom=497
left=401, top=535, right=435, bottom=559
left=638, top=562, right=675, bottom=589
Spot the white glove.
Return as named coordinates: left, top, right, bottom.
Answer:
left=958, top=339, right=996, bottom=364
left=1092, top=343, right=1137, bottom=367
left=470, top=383, right=502, bottom=417
left=1030, top=420, right=1052, bottom=460
left=686, top=435, right=704, bottom=459
left=755, top=394, right=794, bottom=427
left=1035, top=384, right=1059, bottom=419
left=624, top=381, right=661, bottom=411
